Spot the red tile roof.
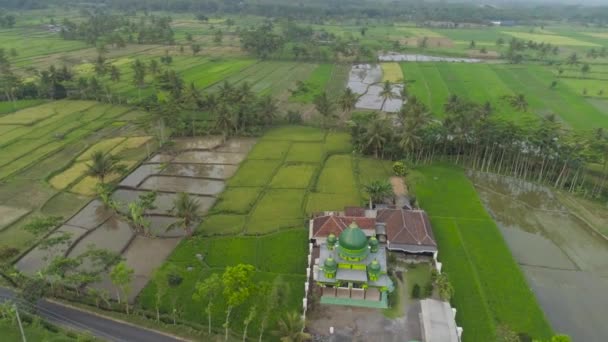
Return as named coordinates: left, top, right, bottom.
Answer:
left=376, top=209, right=436, bottom=247
left=310, top=207, right=436, bottom=249
left=311, top=216, right=376, bottom=238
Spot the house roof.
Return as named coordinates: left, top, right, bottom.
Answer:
left=311, top=215, right=375, bottom=238
left=377, top=209, right=437, bottom=248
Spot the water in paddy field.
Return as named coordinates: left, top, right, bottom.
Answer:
left=139, top=175, right=225, bottom=196
left=470, top=171, right=608, bottom=341
left=378, top=52, right=481, bottom=63
left=172, top=151, right=247, bottom=164
left=161, top=163, right=238, bottom=179
left=347, top=64, right=404, bottom=113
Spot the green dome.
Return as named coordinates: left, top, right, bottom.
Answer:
left=369, top=259, right=381, bottom=272
left=324, top=257, right=337, bottom=271
left=338, top=222, right=369, bottom=251
left=327, top=233, right=337, bottom=244
left=369, top=236, right=379, bottom=247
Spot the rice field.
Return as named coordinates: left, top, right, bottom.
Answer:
left=381, top=63, right=404, bottom=83
left=503, top=31, right=600, bottom=46
left=401, top=62, right=608, bottom=129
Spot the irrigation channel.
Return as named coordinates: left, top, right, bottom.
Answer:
left=15, top=137, right=256, bottom=302
left=470, top=172, right=608, bottom=341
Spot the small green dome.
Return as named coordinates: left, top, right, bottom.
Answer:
left=327, top=233, right=337, bottom=244
left=324, top=257, right=337, bottom=271
left=369, top=236, right=379, bottom=247
left=338, top=222, right=368, bottom=251
left=369, top=259, right=381, bottom=272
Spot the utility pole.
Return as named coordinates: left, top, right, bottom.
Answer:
left=14, top=304, right=27, bottom=342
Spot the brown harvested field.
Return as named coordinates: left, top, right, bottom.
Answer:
left=400, top=37, right=454, bottom=48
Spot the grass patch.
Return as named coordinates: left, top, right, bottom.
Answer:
left=290, top=64, right=334, bottom=103
left=76, top=137, right=127, bottom=161
left=197, top=214, right=246, bottom=236
left=270, top=164, right=317, bottom=189
left=262, top=126, right=326, bottom=142
left=212, top=187, right=262, bottom=214
left=316, top=155, right=358, bottom=196
left=306, top=193, right=360, bottom=214
left=324, top=132, right=352, bottom=154
left=286, top=142, right=324, bottom=163
left=247, top=140, right=292, bottom=160
left=357, top=157, right=393, bottom=185
left=227, top=159, right=281, bottom=187
left=247, top=189, right=306, bottom=233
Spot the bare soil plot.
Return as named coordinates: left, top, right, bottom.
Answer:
left=0, top=205, right=30, bottom=230
left=172, top=136, right=223, bottom=150
left=172, top=151, right=246, bottom=164
left=15, top=225, right=88, bottom=276
left=65, top=200, right=114, bottom=230
left=160, top=164, right=238, bottom=179
left=112, top=189, right=215, bottom=216
left=67, top=219, right=134, bottom=260
left=139, top=176, right=225, bottom=196
left=119, top=164, right=165, bottom=188
left=89, top=236, right=183, bottom=302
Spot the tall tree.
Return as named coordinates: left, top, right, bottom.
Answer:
left=193, top=273, right=222, bottom=336
left=110, top=261, right=134, bottom=314
left=338, top=87, right=358, bottom=115
left=313, top=92, right=335, bottom=127
left=222, top=264, right=256, bottom=341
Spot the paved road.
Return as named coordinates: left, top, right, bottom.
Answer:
left=0, top=287, right=182, bottom=342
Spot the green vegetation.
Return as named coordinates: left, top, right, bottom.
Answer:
left=290, top=64, right=334, bottom=103
left=409, top=165, right=553, bottom=341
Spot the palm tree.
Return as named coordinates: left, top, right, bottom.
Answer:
left=364, top=118, right=389, bottom=158
left=215, top=104, right=234, bottom=143
left=86, top=151, right=126, bottom=184
left=363, top=180, right=393, bottom=209
left=256, top=95, right=278, bottom=126
left=338, top=87, right=358, bottom=115
left=313, top=92, right=335, bottom=127
left=379, top=80, right=394, bottom=108
left=109, top=65, right=121, bottom=82
left=510, top=94, right=528, bottom=112
left=168, top=193, right=201, bottom=236
left=272, top=311, right=311, bottom=342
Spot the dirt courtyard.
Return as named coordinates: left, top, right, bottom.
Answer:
left=307, top=300, right=422, bottom=342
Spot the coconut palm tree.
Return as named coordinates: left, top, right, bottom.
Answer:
left=215, top=104, right=234, bottom=143
left=168, top=192, right=201, bottom=236
left=363, top=180, right=393, bottom=209
left=86, top=151, right=126, bottom=184
left=510, top=94, right=528, bottom=112
left=256, top=95, right=278, bottom=126
left=364, top=118, right=389, bottom=158
left=338, top=87, right=358, bottom=115
left=272, top=311, right=311, bottom=342
left=313, top=92, right=335, bottom=127
left=379, top=80, right=394, bottom=108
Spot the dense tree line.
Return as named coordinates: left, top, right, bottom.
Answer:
left=60, top=9, right=174, bottom=45
left=3, top=0, right=608, bottom=25
left=0, top=13, right=16, bottom=27
left=348, top=92, right=608, bottom=199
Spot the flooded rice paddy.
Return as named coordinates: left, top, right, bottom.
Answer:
left=16, top=137, right=255, bottom=299
left=348, top=64, right=404, bottom=113
left=470, top=172, right=608, bottom=341
left=379, top=53, right=481, bottom=63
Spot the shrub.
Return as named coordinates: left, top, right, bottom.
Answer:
left=0, top=246, right=19, bottom=260
left=287, top=110, right=302, bottom=124
left=392, top=161, right=407, bottom=176
left=424, top=282, right=434, bottom=297
left=411, top=283, right=421, bottom=299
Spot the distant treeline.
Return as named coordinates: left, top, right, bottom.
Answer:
left=2, top=0, right=608, bottom=25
